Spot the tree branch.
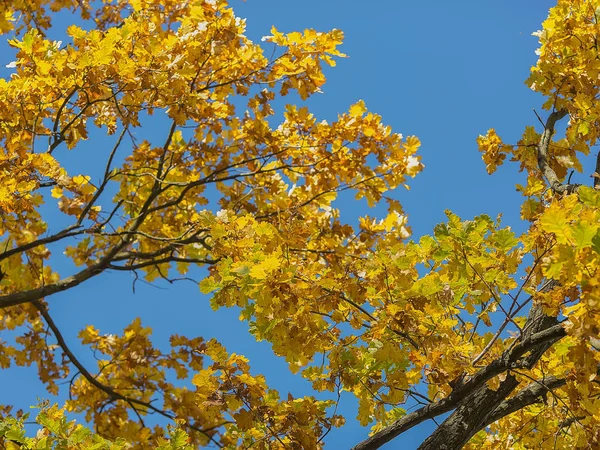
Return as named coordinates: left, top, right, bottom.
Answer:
left=0, top=261, right=111, bottom=309
left=536, top=109, right=576, bottom=194
left=594, top=150, right=600, bottom=189
left=0, top=225, right=84, bottom=263
left=33, top=301, right=221, bottom=447
left=351, top=309, right=566, bottom=450
left=413, top=291, right=564, bottom=449
left=484, top=375, right=564, bottom=426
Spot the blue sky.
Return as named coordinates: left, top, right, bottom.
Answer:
left=0, top=1, right=570, bottom=448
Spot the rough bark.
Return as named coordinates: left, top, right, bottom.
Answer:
left=350, top=318, right=566, bottom=450
left=483, top=375, right=565, bottom=426
left=416, top=303, right=561, bottom=450
left=418, top=374, right=520, bottom=450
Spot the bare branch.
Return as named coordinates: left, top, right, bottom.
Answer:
left=594, top=151, right=600, bottom=189
left=108, top=255, right=218, bottom=271
left=0, top=225, right=84, bottom=263
left=76, top=126, right=128, bottom=226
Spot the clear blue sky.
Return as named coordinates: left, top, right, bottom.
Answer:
left=0, top=1, right=567, bottom=448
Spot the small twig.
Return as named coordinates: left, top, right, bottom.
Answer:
left=338, top=291, right=420, bottom=350
left=533, top=109, right=545, bottom=127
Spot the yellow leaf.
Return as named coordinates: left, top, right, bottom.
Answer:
left=249, top=255, right=280, bottom=280
left=51, top=186, right=63, bottom=198
left=72, top=175, right=90, bottom=186
left=349, top=100, right=367, bottom=118
left=539, top=201, right=572, bottom=244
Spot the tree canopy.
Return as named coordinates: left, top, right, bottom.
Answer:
left=1, top=0, right=599, bottom=449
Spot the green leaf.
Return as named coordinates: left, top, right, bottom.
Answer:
left=592, top=230, right=600, bottom=254
left=68, top=424, right=91, bottom=445
left=492, top=228, right=518, bottom=252
left=5, top=426, right=26, bottom=444
left=199, top=277, right=219, bottom=294
left=387, top=407, right=406, bottom=420
left=411, top=273, right=441, bottom=296
left=572, top=222, right=598, bottom=249
left=579, top=186, right=600, bottom=208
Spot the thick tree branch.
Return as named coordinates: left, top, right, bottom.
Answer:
left=418, top=373, right=521, bottom=450
left=413, top=288, right=564, bottom=450
left=351, top=318, right=566, bottom=450
left=403, top=111, right=575, bottom=450
left=0, top=261, right=112, bottom=309
left=484, top=375, right=565, bottom=426
left=536, top=109, right=576, bottom=194
left=0, top=212, right=134, bottom=309
left=352, top=112, right=573, bottom=450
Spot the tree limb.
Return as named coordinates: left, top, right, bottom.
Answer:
left=33, top=300, right=222, bottom=447
left=484, top=375, right=564, bottom=426
left=413, top=287, right=563, bottom=450
left=536, top=109, right=576, bottom=194
left=351, top=317, right=566, bottom=450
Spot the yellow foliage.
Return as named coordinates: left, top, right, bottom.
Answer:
left=1, top=0, right=600, bottom=449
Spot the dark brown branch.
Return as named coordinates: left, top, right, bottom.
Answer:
left=400, top=110, right=574, bottom=449
left=48, top=89, right=122, bottom=154
left=413, top=294, right=564, bottom=450
left=351, top=317, right=565, bottom=450
left=0, top=122, right=129, bottom=267
left=355, top=92, right=572, bottom=450
left=108, top=255, right=218, bottom=271
left=0, top=225, right=84, bottom=262
left=49, top=86, right=78, bottom=150
left=0, top=232, right=135, bottom=309
left=1, top=178, right=163, bottom=309
left=0, top=260, right=111, bottom=309
left=156, top=120, right=177, bottom=183
left=484, top=375, right=565, bottom=426
left=418, top=373, right=521, bottom=450
left=0, top=116, right=188, bottom=310
left=76, top=126, right=127, bottom=226
left=471, top=293, right=530, bottom=366
left=594, top=150, right=600, bottom=189
left=0, top=124, right=123, bottom=265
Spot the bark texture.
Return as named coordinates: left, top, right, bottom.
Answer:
left=417, top=300, right=560, bottom=450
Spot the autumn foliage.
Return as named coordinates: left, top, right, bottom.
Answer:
left=1, top=0, right=600, bottom=449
